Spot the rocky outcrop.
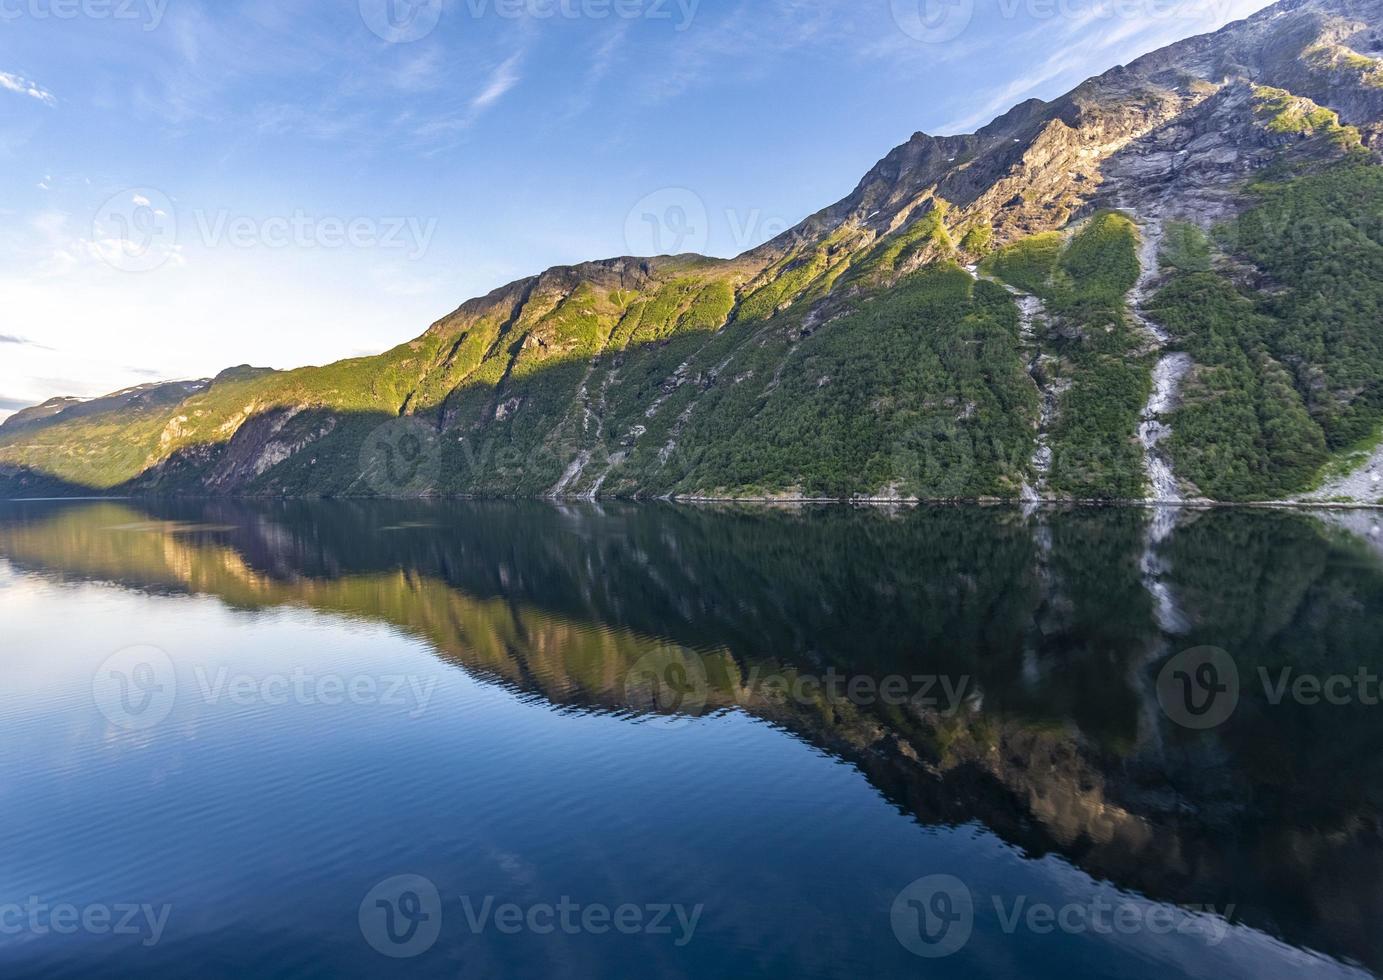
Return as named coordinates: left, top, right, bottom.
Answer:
left=1306, top=442, right=1383, bottom=501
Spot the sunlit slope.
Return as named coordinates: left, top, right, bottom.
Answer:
left=2, top=0, right=1382, bottom=501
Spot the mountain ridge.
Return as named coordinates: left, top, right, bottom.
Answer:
left=4, top=0, right=1382, bottom=502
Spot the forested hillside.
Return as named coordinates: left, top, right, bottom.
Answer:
left=2, top=0, right=1382, bottom=503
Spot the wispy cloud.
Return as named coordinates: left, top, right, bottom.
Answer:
left=930, top=0, right=1270, bottom=135
left=0, top=396, right=36, bottom=411
left=630, top=0, right=870, bottom=106
left=933, top=41, right=1090, bottom=134
left=409, top=49, right=528, bottom=146
left=470, top=53, right=523, bottom=112
left=393, top=47, right=446, bottom=93
left=0, top=71, right=55, bottom=106
left=565, top=23, right=630, bottom=118
left=0, top=333, right=53, bottom=350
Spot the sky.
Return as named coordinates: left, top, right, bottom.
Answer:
left=0, top=0, right=1273, bottom=419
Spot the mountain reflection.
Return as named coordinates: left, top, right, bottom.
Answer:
left=1, top=498, right=1381, bottom=972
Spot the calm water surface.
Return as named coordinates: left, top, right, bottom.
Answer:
left=1, top=499, right=1381, bottom=978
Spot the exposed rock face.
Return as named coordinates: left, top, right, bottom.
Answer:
left=1308, top=443, right=1383, bottom=501
left=761, top=0, right=1380, bottom=256
left=1099, top=79, right=1360, bottom=222
left=1102, top=83, right=1288, bottom=222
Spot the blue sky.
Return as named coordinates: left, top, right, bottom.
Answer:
left=0, top=0, right=1270, bottom=416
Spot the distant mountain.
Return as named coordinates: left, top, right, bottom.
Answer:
left=3, top=0, right=1381, bottom=502
left=0, top=380, right=210, bottom=436
left=1, top=397, right=86, bottom=432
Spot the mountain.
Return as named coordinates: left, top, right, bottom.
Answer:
left=0, top=380, right=211, bottom=436
left=3, top=0, right=1382, bottom=503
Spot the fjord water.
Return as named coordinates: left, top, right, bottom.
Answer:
left=1, top=500, right=1380, bottom=979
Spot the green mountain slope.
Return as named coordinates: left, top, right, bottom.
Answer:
left=3, top=0, right=1382, bottom=502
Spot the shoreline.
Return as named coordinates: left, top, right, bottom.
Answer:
left=2, top=493, right=1380, bottom=511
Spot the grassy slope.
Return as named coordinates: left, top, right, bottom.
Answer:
left=3, top=153, right=1381, bottom=502
left=0, top=205, right=1042, bottom=499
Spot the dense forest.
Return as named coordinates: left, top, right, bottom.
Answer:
left=1149, top=163, right=1383, bottom=500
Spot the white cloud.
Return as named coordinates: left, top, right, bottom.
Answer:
left=470, top=53, right=523, bottom=112
left=410, top=49, right=528, bottom=145
left=0, top=71, right=56, bottom=106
